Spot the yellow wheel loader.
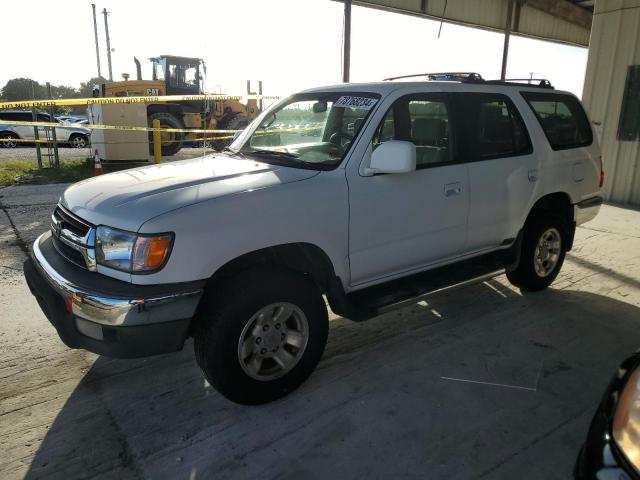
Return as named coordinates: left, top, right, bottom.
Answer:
left=94, top=55, right=259, bottom=156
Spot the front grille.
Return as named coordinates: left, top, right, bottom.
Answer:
left=52, top=206, right=91, bottom=238
left=52, top=235, right=87, bottom=268
left=50, top=205, right=96, bottom=271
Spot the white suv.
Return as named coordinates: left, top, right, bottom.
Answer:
left=24, top=75, right=603, bottom=404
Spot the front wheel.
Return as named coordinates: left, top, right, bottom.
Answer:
left=193, top=269, right=328, bottom=404
left=69, top=133, right=88, bottom=148
left=148, top=112, right=184, bottom=156
left=506, top=215, right=567, bottom=291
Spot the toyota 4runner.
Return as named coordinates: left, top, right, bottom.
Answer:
left=23, top=74, right=603, bottom=404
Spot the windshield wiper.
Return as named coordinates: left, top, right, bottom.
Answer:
left=221, top=146, right=245, bottom=158
left=247, top=148, right=300, bottom=160
left=244, top=148, right=326, bottom=170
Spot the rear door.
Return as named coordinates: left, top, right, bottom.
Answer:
left=451, top=92, right=537, bottom=251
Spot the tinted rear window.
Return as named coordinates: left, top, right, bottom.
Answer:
left=521, top=92, right=592, bottom=150
left=452, top=93, right=532, bottom=161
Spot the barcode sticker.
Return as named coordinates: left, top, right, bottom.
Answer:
left=334, top=96, right=378, bottom=110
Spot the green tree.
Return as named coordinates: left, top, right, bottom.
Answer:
left=78, top=76, right=106, bottom=98
left=0, top=78, right=45, bottom=101
left=49, top=85, right=80, bottom=114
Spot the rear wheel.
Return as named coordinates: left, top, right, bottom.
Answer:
left=148, top=112, right=184, bottom=156
left=506, top=215, right=567, bottom=291
left=0, top=132, right=19, bottom=148
left=194, top=268, right=328, bottom=404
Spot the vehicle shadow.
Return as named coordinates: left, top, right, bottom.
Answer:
left=23, top=281, right=640, bottom=480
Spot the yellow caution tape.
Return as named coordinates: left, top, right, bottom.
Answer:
left=0, top=93, right=280, bottom=110
left=0, top=137, right=50, bottom=144
left=0, top=119, right=242, bottom=134
left=0, top=119, right=322, bottom=136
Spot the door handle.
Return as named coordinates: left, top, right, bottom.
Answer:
left=528, top=169, right=538, bottom=182
left=444, top=182, right=462, bottom=197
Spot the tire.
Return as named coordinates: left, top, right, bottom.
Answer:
left=193, top=268, right=328, bottom=405
left=506, top=214, right=567, bottom=291
left=69, top=133, right=88, bottom=148
left=0, top=132, right=19, bottom=148
left=148, top=112, right=184, bottom=156
left=213, top=114, right=249, bottom=151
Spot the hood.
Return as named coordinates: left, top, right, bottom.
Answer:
left=60, top=154, right=319, bottom=231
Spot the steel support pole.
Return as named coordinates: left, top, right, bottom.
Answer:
left=343, top=0, right=352, bottom=83
left=152, top=119, right=162, bottom=164
left=501, top=0, right=514, bottom=81
left=91, top=4, right=101, bottom=78
left=103, top=8, right=113, bottom=81
left=31, top=108, right=42, bottom=169
left=46, top=83, right=59, bottom=167
left=31, top=82, right=42, bottom=168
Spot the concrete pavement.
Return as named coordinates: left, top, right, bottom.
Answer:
left=1, top=183, right=639, bottom=479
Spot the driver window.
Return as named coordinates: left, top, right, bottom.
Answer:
left=373, top=94, right=452, bottom=168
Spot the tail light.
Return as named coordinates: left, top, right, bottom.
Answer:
left=598, top=156, right=604, bottom=188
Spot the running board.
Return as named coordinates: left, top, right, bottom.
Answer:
left=328, top=247, right=518, bottom=322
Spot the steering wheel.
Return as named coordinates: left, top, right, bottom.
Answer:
left=329, top=132, right=354, bottom=150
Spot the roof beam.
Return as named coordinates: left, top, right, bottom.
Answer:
left=341, top=0, right=591, bottom=46
left=524, top=0, right=592, bottom=30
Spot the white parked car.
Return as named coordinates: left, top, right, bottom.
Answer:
left=0, top=110, right=90, bottom=148
left=24, top=74, right=603, bottom=404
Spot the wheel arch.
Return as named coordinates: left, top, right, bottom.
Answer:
left=147, top=103, right=184, bottom=120
left=524, top=191, right=575, bottom=250
left=203, top=242, right=357, bottom=319
left=68, top=131, right=88, bottom=140
left=208, top=242, right=340, bottom=295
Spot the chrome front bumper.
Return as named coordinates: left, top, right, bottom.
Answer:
left=31, top=232, right=203, bottom=327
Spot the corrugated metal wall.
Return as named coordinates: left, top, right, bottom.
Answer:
left=582, top=0, right=640, bottom=205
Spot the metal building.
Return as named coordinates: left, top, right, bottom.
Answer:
left=582, top=0, right=640, bottom=205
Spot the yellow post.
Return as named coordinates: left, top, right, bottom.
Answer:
left=152, top=119, right=162, bottom=163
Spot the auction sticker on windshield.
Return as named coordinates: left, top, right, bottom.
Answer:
left=334, top=96, right=378, bottom=110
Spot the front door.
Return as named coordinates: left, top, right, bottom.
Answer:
left=347, top=93, right=470, bottom=287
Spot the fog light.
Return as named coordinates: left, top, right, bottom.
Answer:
left=75, top=318, right=104, bottom=341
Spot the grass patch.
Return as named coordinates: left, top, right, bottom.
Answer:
left=0, top=160, right=94, bottom=186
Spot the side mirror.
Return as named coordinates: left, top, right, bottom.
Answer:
left=365, top=140, right=416, bottom=175
left=312, top=101, right=327, bottom=113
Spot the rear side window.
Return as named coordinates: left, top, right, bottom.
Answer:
left=521, top=92, right=592, bottom=150
left=452, top=93, right=532, bottom=161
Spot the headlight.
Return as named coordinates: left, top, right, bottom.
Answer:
left=96, top=226, right=173, bottom=273
left=613, top=366, right=640, bottom=474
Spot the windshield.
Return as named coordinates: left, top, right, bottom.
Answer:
left=231, top=92, right=380, bottom=169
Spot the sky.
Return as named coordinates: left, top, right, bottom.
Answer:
left=1, top=0, right=589, bottom=97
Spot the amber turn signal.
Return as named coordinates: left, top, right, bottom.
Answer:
left=132, top=233, right=174, bottom=272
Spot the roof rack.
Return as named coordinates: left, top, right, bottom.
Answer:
left=382, top=72, right=554, bottom=89
left=484, top=78, right=554, bottom=89
left=383, top=72, right=484, bottom=82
